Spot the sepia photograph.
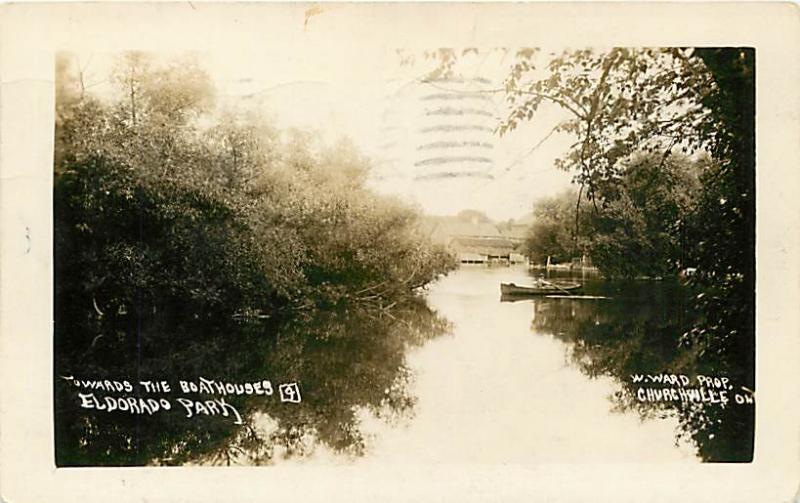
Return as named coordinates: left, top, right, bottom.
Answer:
left=1, top=2, right=799, bottom=502
left=53, top=44, right=755, bottom=465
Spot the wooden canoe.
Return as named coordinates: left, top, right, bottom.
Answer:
left=500, top=282, right=582, bottom=296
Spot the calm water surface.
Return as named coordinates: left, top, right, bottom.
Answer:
left=59, top=265, right=753, bottom=465
left=349, top=266, right=698, bottom=464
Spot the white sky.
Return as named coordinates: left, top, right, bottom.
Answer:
left=72, top=46, right=575, bottom=221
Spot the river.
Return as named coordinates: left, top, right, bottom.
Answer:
left=348, top=265, right=699, bottom=464
left=56, top=265, right=753, bottom=465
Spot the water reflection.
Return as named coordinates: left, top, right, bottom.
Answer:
left=352, top=266, right=748, bottom=464
left=55, top=267, right=753, bottom=465
left=524, top=269, right=754, bottom=462
left=54, top=300, right=451, bottom=466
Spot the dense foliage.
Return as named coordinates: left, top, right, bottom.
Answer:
left=680, top=48, right=755, bottom=394
left=55, top=53, right=455, bottom=334
left=54, top=53, right=456, bottom=464
left=504, top=47, right=755, bottom=460
left=525, top=152, right=702, bottom=278
left=523, top=189, right=582, bottom=265
left=587, top=152, right=700, bottom=278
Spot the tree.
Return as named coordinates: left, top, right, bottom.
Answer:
left=110, top=52, right=214, bottom=127
left=501, top=46, right=755, bottom=460
left=499, top=48, right=713, bottom=241
left=525, top=190, right=580, bottom=264
left=587, top=152, right=701, bottom=277
left=681, top=48, right=755, bottom=390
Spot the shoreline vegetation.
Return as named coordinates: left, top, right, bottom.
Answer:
left=489, top=48, right=755, bottom=415
left=54, top=52, right=457, bottom=466
left=55, top=52, right=458, bottom=332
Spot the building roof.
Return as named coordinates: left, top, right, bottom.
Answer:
left=449, top=236, right=515, bottom=256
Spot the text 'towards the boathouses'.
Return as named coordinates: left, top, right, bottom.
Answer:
left=61, top=375, right=303, bottom=424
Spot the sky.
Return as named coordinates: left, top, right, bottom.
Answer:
left=72, top=46, right=576, bottom=222
left=213, top=48, right=576, bottom=221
